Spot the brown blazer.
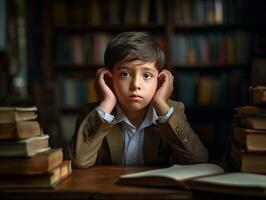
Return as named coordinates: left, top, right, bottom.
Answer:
left=65, top=100, right=209, bottom=168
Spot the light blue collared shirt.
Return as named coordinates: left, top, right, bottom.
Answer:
left=96, top=105, right=174, bottom=166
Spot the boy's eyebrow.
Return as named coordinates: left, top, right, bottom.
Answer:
left=116, top=66, right=131, bottom=70
left=142, top=67, right=157, bottom=73
left=117, top=66, right=157, bottom=73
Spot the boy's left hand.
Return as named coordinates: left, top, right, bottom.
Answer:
left=153, top=69, right=174, bottom=115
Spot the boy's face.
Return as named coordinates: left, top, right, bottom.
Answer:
left=112, top=60, right=158, bottom=113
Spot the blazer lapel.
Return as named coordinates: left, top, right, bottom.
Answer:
left=143, top=125, right=161, bottom=165
left=106, top=124, right=123, bottom=165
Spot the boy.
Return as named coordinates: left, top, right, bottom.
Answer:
left=66, top=32, right=208, bottom=168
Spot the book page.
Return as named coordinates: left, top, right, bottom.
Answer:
left=121, top=163, right=224, bottom=181
left=193, top=172, right=266, bottom=188
left=0, top=106, right=37, bottom=111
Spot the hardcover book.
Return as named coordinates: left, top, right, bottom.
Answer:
left=233, top=126, right=266, bottom=151
left=230, top=142, right=266, bottom=174
left=0, top=148, right=63, bottom=175
left=0, top=160, right=72, bottom=188
left=0, top=135, right=50, bottom=157
left=234, top=106, right=266, bottom=130
left=0, top=106, right=38, bottom=124
left=0, top=121, right=42, bottom=140
left=249, top=86, right=266, bottom=106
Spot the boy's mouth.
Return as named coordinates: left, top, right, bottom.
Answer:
left=129, top=94, right=143, bottom=99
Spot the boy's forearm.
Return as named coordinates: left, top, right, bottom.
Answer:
left=99, top=99, right=116, bottom=114
left=72, top=106, right=115, bottom=168
left=158, top=101, right=209, bottom=163
left=153, top=100, right=170, bottom=116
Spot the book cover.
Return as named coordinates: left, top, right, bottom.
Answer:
left=230, top=142, right=266, bottom=174
left=233, top=126, right=266, bottom=151
left=0, top=106, right=38, bottom=124
left=234, top=106, right=266, bottom=130
left=239, top=118, right=266, bottom=130
left=0, top=160, right=72, bottom=188
left=0, top=120, right=42, bottom=140
left=234, top=105, right=266, bottom=115
left=0, top=148, right=63, bottom=175
left=249, top=86, right=266, bottom=106
left=0, top=135, right=50, bottom=157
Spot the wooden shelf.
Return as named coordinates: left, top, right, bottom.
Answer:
left=173, top=22, right=266, bottom=32
left=172, top=63, right=250, bottom=73
left=53, top=24, right=165, bottom=34
left=54, top=63, right=100, bottom=73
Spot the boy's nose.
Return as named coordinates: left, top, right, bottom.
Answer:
left=130, top=77, right=141, bottom=91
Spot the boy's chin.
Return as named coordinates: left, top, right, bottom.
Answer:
left=120, top=102, right=150, bottom=112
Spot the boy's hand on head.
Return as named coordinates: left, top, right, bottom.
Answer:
left=153, top=69, right=174, bottom=115
left=95, top=67, right=117, bottom=114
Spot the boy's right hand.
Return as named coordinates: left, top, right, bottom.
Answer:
left=95, top=67, right=117, bottom=114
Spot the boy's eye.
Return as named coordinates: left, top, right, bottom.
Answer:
left=144, top=73, right=153, bottom=79
left=120, top=71, right=130, bottom=78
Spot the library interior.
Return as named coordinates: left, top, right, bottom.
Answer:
left=0, top=0, right=266, bottom=199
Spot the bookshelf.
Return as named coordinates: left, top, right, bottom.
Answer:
left=0, top=51, right=8, bottom=100
left=43, top=0, right=265, bottom=159
left=0, top=0, right=7, bottom=102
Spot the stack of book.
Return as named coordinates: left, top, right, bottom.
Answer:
left=0, top=106, right=72, bottom=188
left=231, top=86, right=266, bottom=174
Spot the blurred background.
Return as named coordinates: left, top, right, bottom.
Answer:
left=0, top=0, right=266, bottom=163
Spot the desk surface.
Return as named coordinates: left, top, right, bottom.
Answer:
left=0, top=166, right=193, bottom=200
left=0, top=166, right=263, bottom=200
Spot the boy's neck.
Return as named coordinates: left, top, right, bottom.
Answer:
left=119, top=105, right=149, bottom=128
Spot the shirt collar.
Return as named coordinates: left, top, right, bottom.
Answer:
left=115, top=104, right=158, bottom=129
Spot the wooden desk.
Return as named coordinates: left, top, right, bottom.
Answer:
left=0, top=166, right=264, bottom=200
left=0, top=166, right=193, bottom=200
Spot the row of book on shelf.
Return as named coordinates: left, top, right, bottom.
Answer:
left=169, top=31, right=250, bottom=65
left=52, top=0, right=164, bottom=26
left=53, top=33, right=165, bottom=65
left=52, top=31, right=250, bottom=66
left=0, top=106, right=72, bottom=188
left=174, top=70, right=244, bottom=108
left=53, top=33, right=112, bottom=65
left=230, top=86, right=266, bottom=174
left=57, top=75, right=98, bottom=108
left=171, top=0, right=249, bottom=25
left=52, top=0, right=249, bottom=26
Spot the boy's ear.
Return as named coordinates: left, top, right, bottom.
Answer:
left=157, top=73, right=164, bottom=89
left=104, top=71, right=114, bottom=90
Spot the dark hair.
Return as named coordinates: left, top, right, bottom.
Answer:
left=104, top=32, right=165, bottom=70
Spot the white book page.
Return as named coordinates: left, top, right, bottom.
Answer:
left=121, top=163, right=224, bottom=181
left=193, top=172, right=266, bottom=188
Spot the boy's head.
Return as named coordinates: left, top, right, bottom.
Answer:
left=104, top=32, right=166, bottom=113
left=104, top=31, right=165, bottom=71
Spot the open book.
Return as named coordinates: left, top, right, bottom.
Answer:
left=118, top=163, right=266, bottom=196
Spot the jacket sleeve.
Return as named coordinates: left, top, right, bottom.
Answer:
left=158, top=101, right=209, bottom=164
left=64, top=103, right=115, bottom=168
